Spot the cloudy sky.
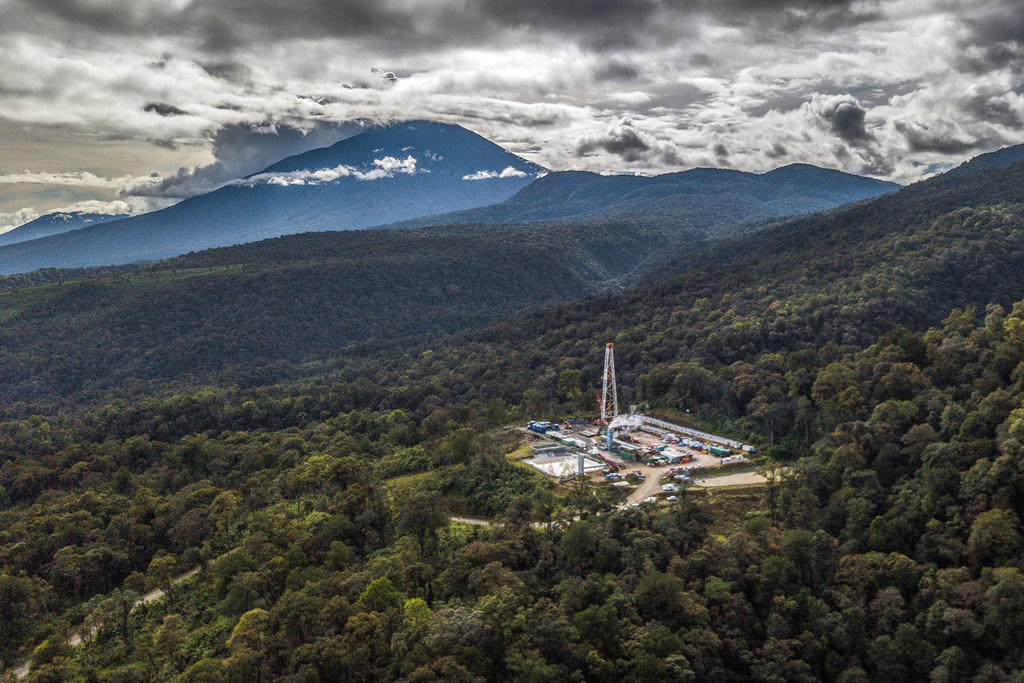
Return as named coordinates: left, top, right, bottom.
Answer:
left=0, top=0, right=1022, bottom=231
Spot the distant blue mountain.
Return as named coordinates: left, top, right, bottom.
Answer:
left=0, top=212, right=128, bottom=248
left=395, top=163, right=902, bottom=233
left=0, top=121, right=543, bottom=274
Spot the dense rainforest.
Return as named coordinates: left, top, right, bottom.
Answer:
left=0, top=216, right=711, bottom=406
left=4, top=157, right=1024, bottom=681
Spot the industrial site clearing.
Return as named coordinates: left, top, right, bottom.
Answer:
left=520, top=343, right=766, bottom=507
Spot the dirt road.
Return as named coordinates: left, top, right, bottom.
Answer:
left=10, top=566, right=203, bottom=680
left=692, top=471, right=767, bottom=487
left=624, top=465, right=667, bottom=504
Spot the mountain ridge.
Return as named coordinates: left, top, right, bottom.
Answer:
left=386, top=162, right=900, bottom=232
left=0, top=147, right=1020, bottom=404
left=0, top=211, right=128, bottom=248
left=0, top=121, right=543, bottom=274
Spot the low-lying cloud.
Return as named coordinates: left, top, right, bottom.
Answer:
left=0, top=197, right=161, bottom=233
left=122, top=121, right=367, bottom=199
left=235, top=155, right=418, bottom=187
left=462, top=166, right=529, bottom=180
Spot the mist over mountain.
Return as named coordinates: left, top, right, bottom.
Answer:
left=0, top=121, right=542, bottom=274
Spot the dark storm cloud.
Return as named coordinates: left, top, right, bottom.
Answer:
left=5, top=0, right=876, bottom=54
left=478, top=0, right=667, bottom=46
left=576, top=119, right=681, bottom=165
left=962, top=3, right=1024, bottom=47
left=480, top=0, right=659, bottom=27
left=199, top=62, right=253, bottom=85
left=963, top=93, right=1023, bottom=128
left=206, top=1, right=416, bottom=47
left=16, top=0, right=142, bottom=35
left=689, top=0, right=877, bottom=34
left=12, top=0, right=416, bottom=51
left=594, top=59, right=642, bottom=83
left=829, top=101, right=869, bottom=142
left=894, top=121, right=980, bottom=155
left=143, top=103, right=188, bottom=117
left=149, top=138, right=180, bottom=150
left=124, top=119, right=365, bottom=198
left=808, top=94, right=871, bottom=144
left=956, top=1, right=1024, bottom=74
left=479, top=0, right=869, bottom=30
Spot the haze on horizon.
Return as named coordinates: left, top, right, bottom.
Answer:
left=0, top=0, right=1022, bottom=232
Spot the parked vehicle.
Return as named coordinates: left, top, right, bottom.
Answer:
left=528, top=420, right=556, bottom=434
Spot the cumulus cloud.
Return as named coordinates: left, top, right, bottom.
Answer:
left=462, top=166, right=529, bottom=180
left=0, top=197, right=162, bottom=233
left=365, top=155, right=418, bottom=177
left=0, top=208, right=42, bottom=234
left=575, top=118, right=681, bottom=166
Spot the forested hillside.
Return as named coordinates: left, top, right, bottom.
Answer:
left=0, top=158, right=1014, bottom=412
left=392, top=164, right=898, bottom=232
left=8, top=257, right=1024, bottom=680
left=5, top=156, right=1024, bottom=682
left=0, top=217, right=709, bottom=406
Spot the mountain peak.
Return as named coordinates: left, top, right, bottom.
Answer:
left=259, top=119, right=544, bottom=179
left=0, top=121, right=545, bottom=273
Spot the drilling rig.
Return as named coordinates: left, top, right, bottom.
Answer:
left=600, top=343, right=618, bottom=450
left=598, top=343, right=642, bottom=452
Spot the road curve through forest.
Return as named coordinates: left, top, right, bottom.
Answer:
left=9, top=566, right=202, bottom=681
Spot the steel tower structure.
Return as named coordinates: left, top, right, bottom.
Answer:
left=601, top=342, right=619, bottom=422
